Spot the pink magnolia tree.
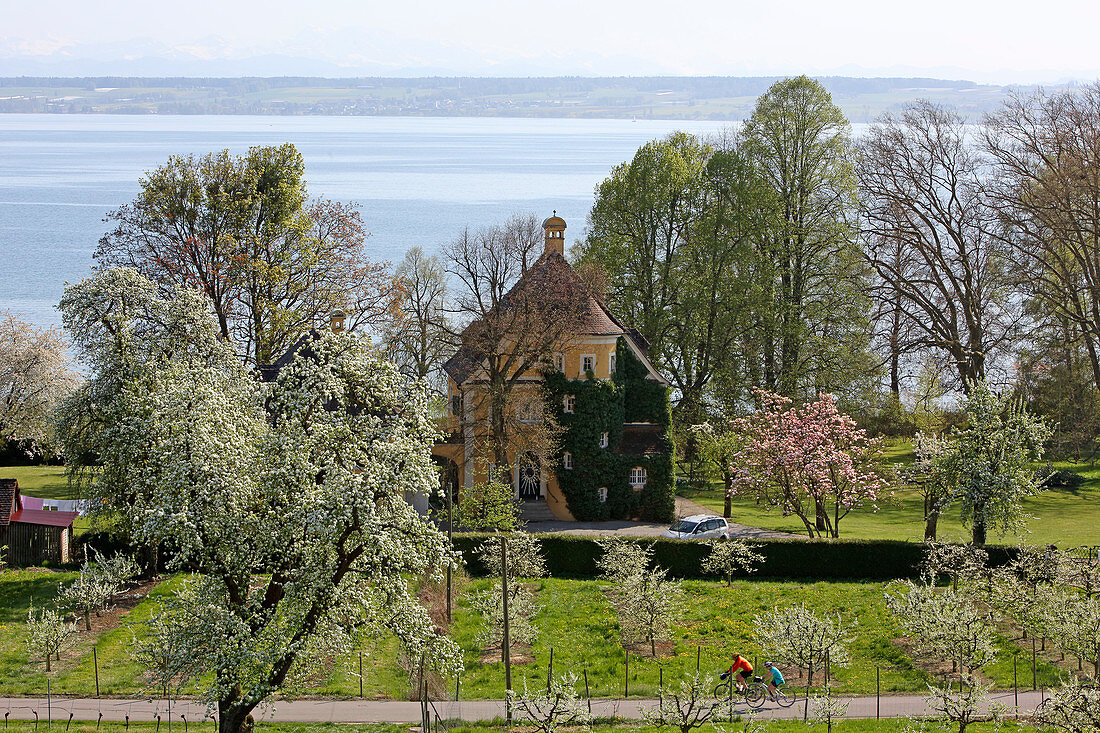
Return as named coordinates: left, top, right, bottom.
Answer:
left=731, top=390, right=887, bottom=538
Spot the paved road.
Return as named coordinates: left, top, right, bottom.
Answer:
left=0, top=691, right=1045, bottom=724
left=525, top=497, right=802, bottom=540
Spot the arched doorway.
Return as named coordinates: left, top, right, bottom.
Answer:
left=515, top=452, right=543, bottom=501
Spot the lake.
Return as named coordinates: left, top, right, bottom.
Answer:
left=0, top=114, right=730, bottom=331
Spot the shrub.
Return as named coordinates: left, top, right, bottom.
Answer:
left=452, top=533, right=1021, bottom=581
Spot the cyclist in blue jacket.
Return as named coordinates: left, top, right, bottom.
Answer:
left=763, top=661, right=785, bottom=699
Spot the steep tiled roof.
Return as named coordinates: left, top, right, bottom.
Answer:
left=444, top=252, right=634, bottom=385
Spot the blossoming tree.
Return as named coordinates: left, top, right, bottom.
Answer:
left=731, top=390, right=886, bottom=538
left=57, top=268, right=459, bottom=733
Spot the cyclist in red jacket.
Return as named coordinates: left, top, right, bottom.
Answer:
left=720, top=654, right=754, bottom=692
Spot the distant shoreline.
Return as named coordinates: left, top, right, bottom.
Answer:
left=0, top=75, right=1042, bottom=122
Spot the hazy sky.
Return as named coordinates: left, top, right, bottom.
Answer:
left=3, top=0, right=1099, bottom=82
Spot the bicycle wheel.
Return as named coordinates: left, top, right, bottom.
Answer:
left=775, top=688, right=795, bottom=708
left=745, top=683, right=767, bottom=709
left=714, top=681, right=731, bottom=700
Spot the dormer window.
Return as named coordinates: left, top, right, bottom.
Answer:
left=563, top=395, right=575, bottom=413
left=563, top=452, right=573, bottom=470
left=599, top=432, right=609, bottom=448
left=581, top=355, right=596, bottom=374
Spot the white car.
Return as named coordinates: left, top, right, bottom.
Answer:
left=661, top=514, right=730, bottom=540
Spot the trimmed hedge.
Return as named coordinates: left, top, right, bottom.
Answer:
left=452, top=533, right=1022, bottom=581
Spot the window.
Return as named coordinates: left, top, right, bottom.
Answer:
left=487, top=463, right=497, bottom=483
left=599, top=432, right=609, bottom=448
left=581, top=354, right=596, bottom=374
left=554, top=352, right=565, bottom=372
left=609, top=353, right=617, bottom=375
left=597, top=486, right=608, bottom=503
left=630, top=466, right=647, bottom=488
left=451, top=394, right=462, bottom=416
left=563, top=451, right=573, bottom=470
left=563, top=395, right=575, bottom=413
left=519, top=400, right=537, bottom=424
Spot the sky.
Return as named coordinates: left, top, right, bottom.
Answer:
left=2, top=0, right=1099, bottom=83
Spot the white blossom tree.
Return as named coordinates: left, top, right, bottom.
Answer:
left=885, top=581, right=997, bottom=677
left=60, top=551, right=138, bottom=631
left=925, top=678, right=1006, bottom=733
left=471, top=581, right=540, bottom=650
left=753, top=603, right=852, bottom=691
left=0, top=311, right=80, bottom=451
left=25, top=606, right=77, bottom=673
left=643, top=672, right=724, bottom=733
left=508, top=673, right=592, bottom=733
left=599, top=540, right=682, bottom=657
left=56, top=268, right=460, bottom=733
left=702, top=539, right=763, bottom=586
left=1035, top=679, right=1100, bottom=733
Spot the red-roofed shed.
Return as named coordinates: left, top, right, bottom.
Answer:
left=0, top=479, right=77, bottom=565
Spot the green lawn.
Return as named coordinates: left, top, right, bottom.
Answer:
left=681, top=443, right=1100, bottom=546
left=0, top=572, right=1067, bottom=700
left=1, top=465, right=72, bottom=500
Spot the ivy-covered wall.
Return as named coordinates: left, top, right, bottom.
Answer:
left=542, top=337, right=675, bottom=522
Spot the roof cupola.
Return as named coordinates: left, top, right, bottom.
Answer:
left=542, top=211, right=566, bottom=256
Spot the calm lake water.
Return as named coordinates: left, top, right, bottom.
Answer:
left=0, top=114, right=729, bottom=331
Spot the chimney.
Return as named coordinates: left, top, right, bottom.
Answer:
left=329, top=310, right=347, bottom=333
left=542, top=211, right=566, bottom=256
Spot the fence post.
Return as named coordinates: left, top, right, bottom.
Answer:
left=359, top=652, right=363, bottom=698
left=876, top=666, right=880, bottom=719
left=1032, top=638, right=1037, bottom=691
left=583, top=665, right=591, bottom=715
left=1013, top=655, right=1018, bottom=709
left=624, top=652, right=629, bottom=698
left=455, top=673, right=460, bottom=702
left=47, top=678, right=51, bottom=729
left=547, top=648, right=554, bottom=694
left=93, top=648, right=100, bottom=698
left=696, top=645, right=701, bottom=673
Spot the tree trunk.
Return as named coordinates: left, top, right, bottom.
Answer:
left=924, top=512, right=939, bottom=541
left=723, top=476, right=732, bottom=519
left=972, top=518, right=987, bottom=546
left=84, top=610, right=91, bottom=632
left=218, top=686, right=256, bottom=733
left=814, top=497, right=828, bottom=533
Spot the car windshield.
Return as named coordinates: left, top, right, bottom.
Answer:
left=669, top=520, right=699, bottom=533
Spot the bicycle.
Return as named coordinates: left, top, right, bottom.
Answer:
left=713, top=674, right=769, bottom=709
left=713, top=674, right=797, bottom=709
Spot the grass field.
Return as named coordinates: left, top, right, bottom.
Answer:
left=1, top=465, right=72, bottom=500
left=0, top=572, right=1067, bottom=700
left=680, top=443, right=1100, bottom=546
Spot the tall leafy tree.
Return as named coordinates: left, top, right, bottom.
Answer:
left=740, top=76, right=870, bottom=398
left=95, top=143, right=398, bottom=365
left=56, top=268, right=458, bottom=733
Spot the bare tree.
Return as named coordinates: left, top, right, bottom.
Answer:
left=984, top=84, right=1100, bottom=392
left=444, top=216, right=589, bottom=476
left=858, top=101, right=1020, bottom=392
left=385, top=246, right=451, bottom=394
left=0, top=312, right=80, bottom=450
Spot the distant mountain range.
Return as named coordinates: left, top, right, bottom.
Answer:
left=0, top=75, right=1064, bottom=121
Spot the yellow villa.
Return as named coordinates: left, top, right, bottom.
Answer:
left=432, top=215, right=675, bottom=522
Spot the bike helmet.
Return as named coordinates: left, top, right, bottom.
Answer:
left=764, top=661, right=774, bottom=667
